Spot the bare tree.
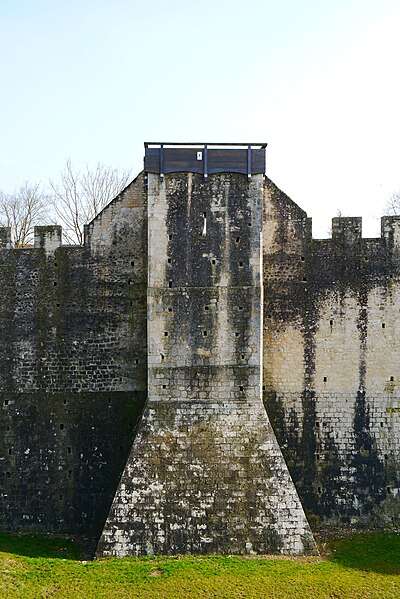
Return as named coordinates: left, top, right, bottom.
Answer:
left=49, top=160, right=132, bottom=244
left=0, top=182, right=49, bottom=247
left=385, top=190, right=400, bottom=215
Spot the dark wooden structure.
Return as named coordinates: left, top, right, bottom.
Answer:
left=144, top=142, right=267, bottom=178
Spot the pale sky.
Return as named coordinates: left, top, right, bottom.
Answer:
left=1, top=0, right=400, bottom=237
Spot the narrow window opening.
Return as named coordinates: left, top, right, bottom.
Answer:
left=235, top=236, right=240, bottom=243
left=390, top=376, right=394, bottom=381
left=167, top=258, right=172, bottom=264
left=239, top=261, right=243, bottom=268
left=168, top=234, right=172, bottom=241
left=239, top=386, right=244, bottom=392
left=162, top=384, right=167, bottom=389
left=330, top=320, right=333, bottom=326
left=204, top=305, right=210, bottom=311
left=241, top=354, right=245, bottom=360
left=317, top=486, right=322, bottom=494
left=203, top=330, right=208, bottom=337
left=382, top=323, right=386, bottom=329
left=59, top=494, right=63, bottom=500
left=4, top=400, right=8, bottom=406
left=390, top=274, right=394, bottom=279
left=131, top=260, right=135, bottom=267
left=160, top=353, right=164, bottom=362
left=53, top=281, right=57, bottom=286
left=247, top=222, right=252, bottom=227
left=300, top=256, right=305, bottom=261
left=108, top=398, right=112, bottom=404
left=303, top=276, right=307, bottom=282
left=323, top=376, right=327, bottom=382
left=63, top=399, right=67, bottom=405
left=315, top=421, right=320, bottom=428
left=8, top=448, right=12, bottom=455
left=128, top=279, right=132, bottom=285
left=6, top=471, right=10, bottom=478
left=6, top=426, right=10, bottom=431
left=59, top=424, right=64, bottom=430
left=384, top=454, right=388, bottom=460
left=202, top=213, right=207, bottom=236
left=316, top=454, right=320, bottom=460
left=168, top=307, right=173, bottom=312
left=130, top=301, right=133, bottom=306
left=54, top=262, right=58, bottom=267
left=387, top=486, right=392, bottom=494
left=168, top=280, right=172, bottom=288
left=262, top=385, right=266, bottom=391
left=56, top=303, right=60, bottom=307
left=212, top=259, right=216, bottom=265
left=67, top=447, right=72, bottom=455
left=135, top=358, right=139, bottom=364
left=235, top=332, right=239, bottom=337
left=68, top=470, right=72, bottom=478
left=239, top=306, right=243, bottom=311
left=164, top=331, right=169, bottom=337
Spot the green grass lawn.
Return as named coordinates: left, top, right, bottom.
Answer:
left=0, top=531, right=398, bottom=598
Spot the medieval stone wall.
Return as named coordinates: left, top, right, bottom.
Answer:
left=0, top=174, right=147, bottom=534
left=263, top=178, right=400, bottom=528
left=97, top=172, right=315, bottom=557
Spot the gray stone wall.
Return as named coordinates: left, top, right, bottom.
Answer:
left=0, top=174, right=148, bottom=535
left=97, top=172, right=316, bottom=557
left=263, top=178, right=400, bottom=527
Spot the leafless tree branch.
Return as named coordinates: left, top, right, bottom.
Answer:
left=49, top=160, right=132, bottom=244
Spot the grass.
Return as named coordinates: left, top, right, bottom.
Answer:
left=0, top=531, right=398, bottom=598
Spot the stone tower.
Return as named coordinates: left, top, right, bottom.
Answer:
left=97, top=144, right=316, bottom=556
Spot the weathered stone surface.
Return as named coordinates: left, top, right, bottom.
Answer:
left=97, top=172, right=316, bottom=556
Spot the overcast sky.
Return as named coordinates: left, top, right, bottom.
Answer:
left=1, top=0, right=400, bottom=237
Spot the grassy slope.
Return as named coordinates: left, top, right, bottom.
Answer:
left=0, top=532, right=398, bottom=598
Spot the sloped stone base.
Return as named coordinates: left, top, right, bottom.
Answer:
left=96, top=397, right=317, bottom=556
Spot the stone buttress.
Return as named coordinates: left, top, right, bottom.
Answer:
left=97, top=170, right=316, bottom=556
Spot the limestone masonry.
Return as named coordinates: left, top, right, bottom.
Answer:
left=0, top=143, right=399, bottom=557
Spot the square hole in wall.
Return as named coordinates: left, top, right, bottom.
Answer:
left=164, top=331, right=169, bottom=337
left=204, top=305, right=210, bottom=311
left=390, top=376, right=394, bottom=381
left=167, top=258, right=171, bottom=264
left=382, top=323, right=386, bottom=328
left=168, top=307, right=173, bottom=312
left=301, top=256, right=305, bottom=261
left=168, top=234, right=172, bottom=241
left=203, top=331, right=208, bottom=337
left=239, top=306, right=243, bottom=311
left=162, top=384, right=167, bottom=389
left=4, top=400, right=8, bottom=406
left=235, top=332, right=239, bottom=337
left=239, top=262, right=244, bottom=268
left=212, top=259, right=216, bottom=265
